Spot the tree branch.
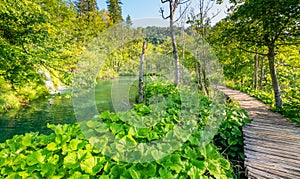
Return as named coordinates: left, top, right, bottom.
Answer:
left=22, top=45, right=29, bottom=54
left=159, top=8, right=171, bottom=19
left=273, top=16, right=292, bottom=43
left=161, top=0, right=170, bottom=3
left=236, top=46, right=268, bottom=56
left=174, top=1, right=191, bottom=23
left=178, top=0, right=191, bottom=5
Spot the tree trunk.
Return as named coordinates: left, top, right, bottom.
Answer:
left=197, top=63, right=205, bottom=90
left=202, top=67, right=209, bottom=96
left=138, top=41, right=147, bottom=103
left=181, top=24, right=185, bottom=80
left=253, top=51, right=259, bottom=89
left=170, top=3, right=180, bottom=86
left=259, top=56, right=264, bottom=90
left=201, top=37, right=209, bottom=97
left=194, top=51, right=206, bottom=93
left=267, top=45, right=282, bottom=108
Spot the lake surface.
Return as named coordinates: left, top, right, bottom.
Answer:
left=0, top=77, right=137, bottom=142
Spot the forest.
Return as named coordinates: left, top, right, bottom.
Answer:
left=0, top=0, right=299, bottom=178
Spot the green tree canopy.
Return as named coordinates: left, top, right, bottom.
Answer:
left=125, top=14, right=133, bottom=27
left=75, top=0, right=98, bottom=15
left=106, top=0, right=123, bottom=23
left=223, top=0, right=300, bottom=108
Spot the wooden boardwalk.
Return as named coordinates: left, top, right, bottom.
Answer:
left=217, top=86, right=300, bottom=179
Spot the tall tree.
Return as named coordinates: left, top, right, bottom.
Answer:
left=125, top=14, right=133, bottom=27
left=187, top=0, right=219, bottom=95
left=75, top=0, right=98, bottom=15
left=160, top=0, right=191, bottom=86
left=106, top=0, right=123, bottom=23
left=229, top=0, right=300, bottom=108
left=138, top=41, right=147, bottom=103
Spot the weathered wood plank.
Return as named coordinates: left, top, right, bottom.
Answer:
left=246, top=122, right=300, bottom=133
left=248, top=118, right=299, bottom=127
left=245, top=159, right=300, bottom=176
left=244, top=133, right=300, bottom=148
left=244, top=138, right=300, bottom=155
left=246, top=165, right=283, bottom=179
left=246, top=161, right=299, bottom=179
left=244, top=131, right=300, bottom=143
left=245, top=148, right=300, bottom=167
left=244, top=144, right=300, bottom=159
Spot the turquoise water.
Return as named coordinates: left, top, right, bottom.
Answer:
left=0, top=77, right=137, bottom=142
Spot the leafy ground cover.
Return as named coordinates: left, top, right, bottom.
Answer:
left=0, top=82, right=250, bottom=178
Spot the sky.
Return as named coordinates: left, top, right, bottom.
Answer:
left=96, top=0, right=230, bottom=27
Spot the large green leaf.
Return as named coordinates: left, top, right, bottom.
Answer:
left=128, top=167, right=141, bottom=179
left=26, top=150, right=45, bottom=166
left=158, top=168, right=173, bottom=179
left=41, top=163, right=56, bottom=178
left=80, top=152, right=102, bottom=175
left=46, top=142, right=58, bottom=151
left=63, top=152, right=78, bottom=169
left=21, top=134, right=32, bottom=147
left=110, top=122, right=124, bottom=134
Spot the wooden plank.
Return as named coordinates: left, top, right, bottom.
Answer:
left=245, top=159, right=300, bottom=177
left=246, top=165, right=283, bottom=179
left=244, top=125, right=300, bottom=136
left=246, top=161, right=298, bottom=179
left=250, top=121, right=300, bottom=129
left=244, top=143, right=300, bottom=159
left=248, top=118, right=298, bottom=127
left=244, top=149, right=300, bottom=167
left=247, top=170, right=265, bottom=179
left=244, top=138, right=300, bottom=156
left=243, top=130, right=300, bottom=141
left=244, top=133, right=300, bottom=148
left=247, top=121, right=300, bottom=132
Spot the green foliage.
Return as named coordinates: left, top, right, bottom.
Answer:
left=75, top=0, right=98, bottom=15
left=106, top=0, right=123, bottom=23
left=0, top=76, right=19, bottom=112
left=209, top=0, right=300, bottom=116
left=125, top=15, right=133, bottom=27
left=0, top=0, right=110, bottom=111
left=0, top=121, right=233, bottom=178
left=212, top=100, right=251, bottom=178
left=229, top=0, right=299, bottom=47
left=215, top=102, right=250, bottom=159
left=0, top=82, right=252, bottom=178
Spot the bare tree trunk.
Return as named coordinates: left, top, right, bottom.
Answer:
left=160, top=0, right=191, bottom=86
left=138, top=41, right=147, bottom=103
left=194, top=51, right=205, bottom=92
left=201, top=37, right=209, bottom=96
left=170, top=9, right=180, bottom=86
left=268, top=45, right=282, bottom=108
left=253, top=51, right=259, bottom=89
left=181, top=23, right=185, bottom=80
left=202, top=67, right=209, bottom=96
left=197, top=63, right=205, bottom=90
left=259, top=56, right=264, bottom=90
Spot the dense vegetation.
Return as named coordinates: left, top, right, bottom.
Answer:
left=0, top=0, right=299, bottom=178
left=0, top=80, right=250, bottom=178
left=207, top=0, right=300, bottom=124
left=0, top=0, right=111, bottom=112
